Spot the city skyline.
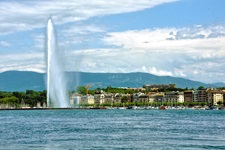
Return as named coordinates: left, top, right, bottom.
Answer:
left=0, top=0, right=225, bottom=83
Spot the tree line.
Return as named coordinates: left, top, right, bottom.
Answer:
left=1, top=85, right=225, bottom=108
left=0, top=90, right=46, bottom=107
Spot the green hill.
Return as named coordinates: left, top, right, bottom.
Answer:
left=0, top=71, right=217, bottom=91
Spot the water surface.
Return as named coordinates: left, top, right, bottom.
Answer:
left=0, top=110, right=224, bottom=149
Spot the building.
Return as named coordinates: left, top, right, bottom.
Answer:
left=139, top=94, right=149, bottom=104
left=207, top=90, right=224, bottom=105
left=131, top=92, right=144, bottom=103
left=197, top=89, right=208, bottom=103
left=193, top=90, right=198, bottom=102
left=94, top=90, right=105, bottom=106
left=119, top=87, right=145, bottom=92
left=114, top=93, right=122, bottom=103
left=81, top=94, right=95, bottom=105
left=148, top=92, right=164, bottom=103
left=104, top=94, right=114, bottom=104
left=143, top=84, right=176, bottom=91
left=184, top=90, right=194, bottom=102
left=164, top=91, right=184, bottom=103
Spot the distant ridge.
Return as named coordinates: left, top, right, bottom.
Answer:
left=0, top=71, right=45, bottom=91
left=0, top=71, right=219, bottom=91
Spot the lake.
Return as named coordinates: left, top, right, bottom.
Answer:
left=0, top=109, right=225, bottom=149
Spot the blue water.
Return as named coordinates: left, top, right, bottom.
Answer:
left=0, top=110, right=225, bottom=149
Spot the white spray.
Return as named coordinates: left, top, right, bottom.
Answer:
left=47, top=18, right=69, bottom=108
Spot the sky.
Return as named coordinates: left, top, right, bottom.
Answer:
left=0, top=0, right=225, bottom=83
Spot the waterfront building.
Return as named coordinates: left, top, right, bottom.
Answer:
left=94, top=90, right=105, bottom=106
left=131, top=92, right=144, bottom=102
left=193, top=90, right=198, bottom=102
left=114, top=93, right=122, bottom=103
left=148, top=92, right=164, bottom=103
left=207, top=90, right=223, bottom=105
left=104, top=94, right=114, bottom=104
left=148, top=92, right=157, bottom=103
left=139, top=94, right=149, bottom=104
left=197, top=89, right=208, bottom=103
left=223, top=90, right=225, bottom=103
left=154, top=93, right=164, bottom=103
left=81, top=94, right=95, bottom=105
left=184, top=90, right=194, bottom=102
left=164, top=91, right=184, bottom=103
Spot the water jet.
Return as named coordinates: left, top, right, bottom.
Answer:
left=46, top=18, right=69, bottom=108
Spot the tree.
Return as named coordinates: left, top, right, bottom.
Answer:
left=121, top=96, right=128, bottom=103
left=197, top=86, right=204, bottom=90
left=76, top=86, right=86, bottom=95
left=217, top=101, right=222, bottom=106
left=0, top=96, right=19, bottom=106
left=0, top=92, right=12, bottom=98
left=12, top=91, right=26, bottom=102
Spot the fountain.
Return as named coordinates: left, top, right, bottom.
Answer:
left=46, top=18, right=69, bottom=108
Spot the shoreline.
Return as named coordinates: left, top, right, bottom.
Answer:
left=0, top=107, right=107, bottom=110
left=0, top=106, right=224, bottom=111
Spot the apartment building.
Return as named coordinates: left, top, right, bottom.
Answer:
left=197, top=89, right=208, bottom=102
left=184, top=90, right=194, bottom=102
left=164, top=91, right=184, bottom=103
left=207, top=90, right=224, bottom=105
left=148, top=92, right=164, bottom=103
left=139, top=94, right=149, bottom=104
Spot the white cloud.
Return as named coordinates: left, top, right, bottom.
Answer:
left=57, top=24, right=106, bottom=48
left=1, top=0, right=225, bottom=84
left=142, top=66, right=173, bottom=76
left=0, top=0, right=177, bottom=34
left=61, top=25, right=105, bottom=35
left=103, top=25, right=225, bottom=52
left=0, top=52, right=45, bottom=73
left=101, top=25, right=225, bottom=83
left=0, top=0, right=179, bottom=75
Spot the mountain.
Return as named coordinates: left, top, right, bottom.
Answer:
left=67, top=72, right=215, bottom=90
left=0, top=71, right=218, bottom=91
left=211, top=82, right=225, bottom=87
left=0, top=71, right=46, bottom=91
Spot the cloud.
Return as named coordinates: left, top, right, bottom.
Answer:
left=142, top=66, right=173, bottom=76
left=57, top=24, right=106, bottom=49
left=0, top=52, right=45, bottom=73
left=1, top=23, right=225, bottom=83
left=1, top=0, right=225, bottom=84
left=61, top=24, right=106, bottom=35
left=0, top=0, right=179, bottom=74
left=103, top=25, right=225, bottom=50
left=101, top=25, right=225, bottom=83
left=0, top=0, right=177, bottom=34
left=0, top=41, right=10, bottom=47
